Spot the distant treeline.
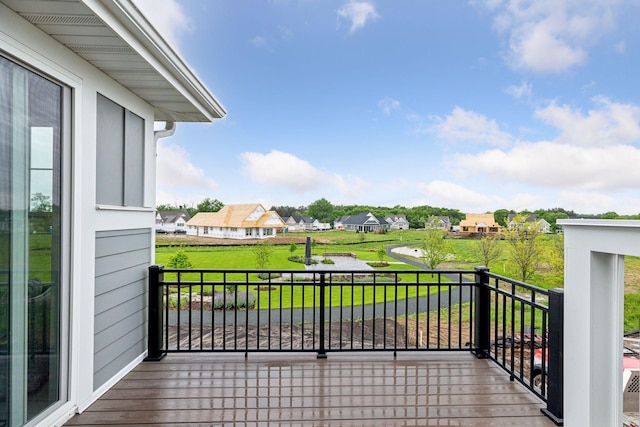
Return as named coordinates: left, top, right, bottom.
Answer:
left=156, top=197, right=639, bottom=231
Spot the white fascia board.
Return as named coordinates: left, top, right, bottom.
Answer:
left=558, top=219, right=640, bottom=229
left=82, top=0, right=226, bottom=122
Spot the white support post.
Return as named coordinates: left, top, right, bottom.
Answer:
left=558, top=219, right=640, bottom=427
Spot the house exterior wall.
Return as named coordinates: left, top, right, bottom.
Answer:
left=94, top=229, right=150, bottom=391
left=157, top=217, right=186, bottom=233
left=389, top=220, right=409, bottom=230
left=187, top=226, right=276, bottom=239
left=0, top=5, right=157, bottom=425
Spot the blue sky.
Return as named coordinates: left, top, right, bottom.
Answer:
left=135, top=0, right=640, bottom=215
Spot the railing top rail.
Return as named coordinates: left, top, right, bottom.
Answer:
left=485, top=271, right=550, bottom=296
left=154, top=266, right=475, bottom=275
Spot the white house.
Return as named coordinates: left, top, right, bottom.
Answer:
left=385, top=214, right=410, bottom=230
left=0, top=1, right=225, bottom=426
left=187, top=204, right=286, bottom=239
left=155, top=211, right=190, bottom=233
left=507, top=213, right=551, bottom=233
left=284, top=215, right=314, bottom=231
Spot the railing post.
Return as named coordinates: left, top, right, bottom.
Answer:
left=473, top=266, right=491, bottom=359
left=542, top=288, right=564, bottom=425
left=145, top=264, right=166, bottom=361
left=317, top=272, right=327, bottom=359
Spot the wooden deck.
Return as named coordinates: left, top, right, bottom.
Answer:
left=65, top=352, right=555, bottom=426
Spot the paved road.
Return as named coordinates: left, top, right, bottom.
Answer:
left=168, top=247, right=474, bottom=327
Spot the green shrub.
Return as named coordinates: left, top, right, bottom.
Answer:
left=166, top=250, right=193, bottom=269
left=213, top=291, right=256, bottom=310
left=288, top=255, right=317, bottom=264
left=624, top=293, right=640, bottom=332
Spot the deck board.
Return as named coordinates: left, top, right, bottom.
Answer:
left=65, top=352, right=556, bottom=426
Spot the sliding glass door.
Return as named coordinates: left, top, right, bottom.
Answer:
left=0, top=54, right=65, bottom=426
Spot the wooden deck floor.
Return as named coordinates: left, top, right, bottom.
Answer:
left=65, top=352, right=555, bottom=426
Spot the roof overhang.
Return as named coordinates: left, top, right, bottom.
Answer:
left=1, top=0, right=225, bottom=122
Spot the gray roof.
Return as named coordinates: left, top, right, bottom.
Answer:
left=337, top=212, right=387, bottom=226
left=158, top=211, right=190, bottom=223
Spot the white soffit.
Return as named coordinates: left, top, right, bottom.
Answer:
left=1, top=0, right=225, bottom=122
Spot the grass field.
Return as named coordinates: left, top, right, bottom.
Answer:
left=155, top=229, right=640, bottom=332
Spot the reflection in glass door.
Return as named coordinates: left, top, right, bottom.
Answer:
left=0, top=54, right=64, bottom=426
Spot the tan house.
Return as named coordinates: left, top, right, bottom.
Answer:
left=186, top=204, right=286, bottom=239
left=459, top=213, right=502, bottom=234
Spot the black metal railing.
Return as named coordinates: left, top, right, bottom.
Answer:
left=480, top=271, right=563, bottom=422
left=146, top=265, right=563, bottom=425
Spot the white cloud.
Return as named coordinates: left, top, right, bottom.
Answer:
left=415, top=180, right=545, bottom=212
left=455, top=141, right=640, bottom=191
left=249, top=35, right=273, bottom=51
left=475, top=0, right=622, bottom=73
left=505, top=81, right=532, bottom=101
left=535, top=97, right=640, bottom=146
left=431, top=107, right=512, bottom=147
left=417, top=180, right=493, bottom=208
left=240, top=150, right=324, bottom=192
left=337, top=1, right=379, bottom=34
left=333, top=174, right=372, bottom=198
left=614, top=40, right=626, bottom=54
left=378, top=97, right=400, bottom=115
left=239, top=150, right=371, bottom=197
left=156, top=141, right=217, bottom=190
left=558, top=191, right=614, bottom=213
left=133, top=0, right=191, bottom=52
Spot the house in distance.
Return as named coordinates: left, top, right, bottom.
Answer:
left=186, top=204, right=286, bottom=239
left=459, top=213, right=502, bottom=236
left=334, top=212, right=390, bottom=232
left=155, top=211, right=190, bottom=233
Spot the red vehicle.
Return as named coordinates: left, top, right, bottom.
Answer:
left=533, top=348, right=640, bottom=387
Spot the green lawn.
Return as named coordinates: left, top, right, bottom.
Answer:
left=155, top=231, right=640, bottom=331
left=162, top=271, right=453, bottom=309
left=155, top=237, right=455, bottom=308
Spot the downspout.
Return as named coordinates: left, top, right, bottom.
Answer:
left=154, top=120, right=176, bottom=142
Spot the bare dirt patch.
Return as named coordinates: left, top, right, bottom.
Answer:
left=157, top=234, right=331, bottom=247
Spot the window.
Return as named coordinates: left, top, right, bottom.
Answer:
left=96, top=94, right=144, bottom=206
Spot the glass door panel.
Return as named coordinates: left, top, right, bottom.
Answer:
left=0, top=54, right=63, bottom=427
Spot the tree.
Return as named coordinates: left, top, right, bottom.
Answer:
left=30, top=192, right=52, bottom=212
left=376, top=247, right=386, bottom=263
left=494, top=209, right=510, bottom=227
left=503, top=213, right=544, bottom=282
left=272, top=205, right=303, bottom=218
left=156, top=203, right=179, bottom=211
left=421, top=218, right=451, bottom=270
left=547, top=233, right=564, bottom=278
left=253, top=240, right=273, bottom=270
left=197, top=198, right=224, bottom=213
left=473, top=234, right=502, bottom=268
left=166, top=250, right=193, bottom=269
left=306, top=198, right=334, bottom=223
left=289, top=240, right=297, bottom=255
